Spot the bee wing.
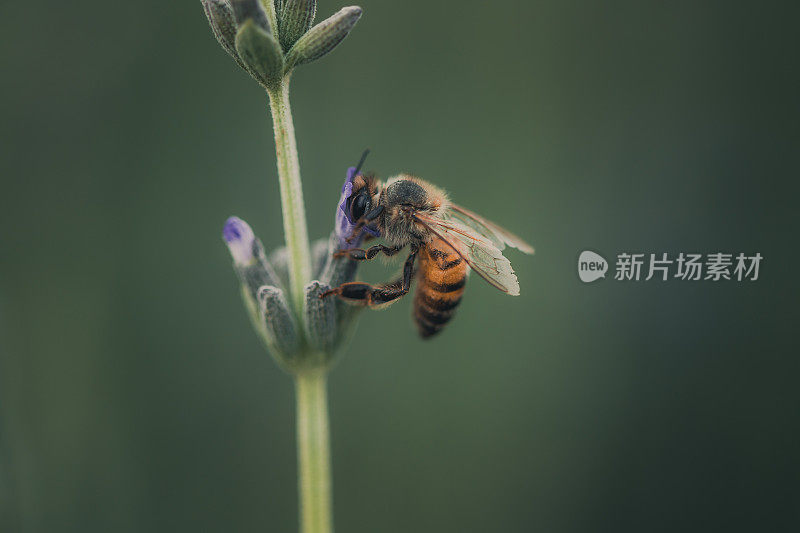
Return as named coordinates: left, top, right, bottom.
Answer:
left=448, top=204, right=535, bottom=254
left=413, top=213, right=522, bottom=295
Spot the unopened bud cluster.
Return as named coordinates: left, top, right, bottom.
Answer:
left=222, top=165, right=366, bottom=370
left=202, top=0, right=362, bottom=90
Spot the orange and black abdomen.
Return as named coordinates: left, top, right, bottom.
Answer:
left=413, top=238, right=468, bottom=338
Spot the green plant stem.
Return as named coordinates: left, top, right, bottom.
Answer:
left=268, top=72, right=332, bottom=533
left=295, top=369, right=333, bottom=533
left=267, top=77, right=312, bottom=313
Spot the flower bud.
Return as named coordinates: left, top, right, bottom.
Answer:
left=257, top=286, right=301, bottom=364
left=235, top=19, right=285, bottom=89
left=303, top=281, right=336, bottom=352
left=223, top=216, right=282, bottom=294
left=231, top=0, right=270, bottom=32
left=223, top=217, right=301, bottom=365
left=201, top=0, right=239, bottom=58
left=335, top=165, right=358, bottom=249
left=284, top=6, right=362, bottom=70
left=223, top=215, right=256, bottom=266
left=278, top=0, right=317, bottom=52
left=303, top=275, right=362, bottom=364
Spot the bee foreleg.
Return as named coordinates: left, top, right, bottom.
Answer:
left=344, top=221, right=366, bottom=244
left=333, top=244, right=404, bottom=261
left=344, top=206, right=384, bottom=244
left=321, top=246, right=418, bottom=307
left=364, top=205, right=384, bottom=221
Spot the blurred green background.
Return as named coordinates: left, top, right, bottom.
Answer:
left=1, top=1, right=798, bottom=532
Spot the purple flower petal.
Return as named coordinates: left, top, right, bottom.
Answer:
left=335, top=166, right=364, bottom=249
left=343, top=166, right=357, bottom=193
left=223, top=216, right=255, bottom=265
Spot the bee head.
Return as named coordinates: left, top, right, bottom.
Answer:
left=336, top=150, right=381, bottom=246
left=345, top=185, right=373, bottom=224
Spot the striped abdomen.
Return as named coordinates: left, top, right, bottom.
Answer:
left=413, top=238, right=467, bottom=338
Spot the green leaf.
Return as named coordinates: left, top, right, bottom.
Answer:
left=235, top=19, right=285, bottom=88
left=279, top=0, right=317, bottom=52
left=284, top=6, right=362, bottom=70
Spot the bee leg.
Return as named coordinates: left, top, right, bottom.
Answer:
left=344, top=221, right=366, bottom=244
left=321, top=246, right=418, bottom=307
left=333, top=244, right=404, bottom=261
left=364, top=205, right=384, bottom=221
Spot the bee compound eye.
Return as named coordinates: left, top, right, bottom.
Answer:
left=350, top=193, right=368, bottom=220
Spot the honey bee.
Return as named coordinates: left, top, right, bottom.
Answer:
left=321, top=156, right=534, bottom=338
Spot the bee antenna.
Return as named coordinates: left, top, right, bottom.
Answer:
left=354, top=149, right=370, bottom=176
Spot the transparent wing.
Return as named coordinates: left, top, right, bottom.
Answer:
left=414, top=213, right=522, bottom=295
left=448, top=204, right=535, bottom=254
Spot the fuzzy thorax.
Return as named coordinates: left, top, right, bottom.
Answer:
left=380, top=174, right=449, bottom=247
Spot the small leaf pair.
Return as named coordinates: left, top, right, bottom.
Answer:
left=201, top=0, right=362, bottom=90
